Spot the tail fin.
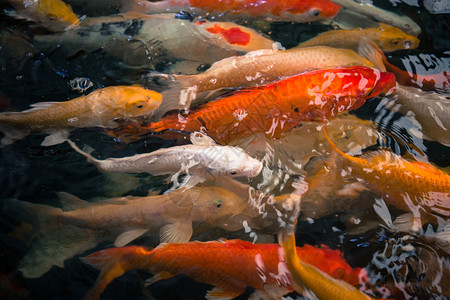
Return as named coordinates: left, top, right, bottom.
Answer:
left=151, top=77, right=197, bottom=120
left=2, top=199, right=101, bottom=278
left=66, top=139, right=102, bottom=165
left=81, top=246, right=151, bottom=300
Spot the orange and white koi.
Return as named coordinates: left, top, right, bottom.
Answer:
left=110, top=66, right=396, bottom=145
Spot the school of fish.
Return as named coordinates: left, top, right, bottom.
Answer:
left=0, top=1, right=448, bottom=300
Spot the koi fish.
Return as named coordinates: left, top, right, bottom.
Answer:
left=320, top=126, right=450, bottom=232
left=7, top=0, right=80, bottom=31
left=81, top=239, right=364, bottom=300
left=67, top=131, right=262, bottom=189
left=154, top=46, right=375, bottom=117
left=34, top=12, right=276, bottom=73
left=0, top=86, right=162, bottom=146
left=279, top=230, right=374, bottom=299
left=4, top=185, right=247, bottom=278
left=124, top=0, right=342, bottom=23
left=295, top=23, right=420, bottom=53
left=110, top=66, right=396, bottom=145
left=330, top=0, right=421, bottom=36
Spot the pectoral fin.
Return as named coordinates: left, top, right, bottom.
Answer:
left=41, top=130, right=70, bottom=146
left=0, top=128, right=30, bottom=146
left=145, top=271, right=175, bottom=286
left=114, top=228, right=149, bottom=247
left=159, top=221, right=192, bottom=243
left=206, top=287, right=243, bottom=300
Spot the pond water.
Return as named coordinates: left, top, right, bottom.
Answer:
left=0, top=1, right=449, bottom=299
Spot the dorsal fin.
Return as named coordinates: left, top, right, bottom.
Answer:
left=22, top=102, right=60, bottom=113
left=57, top=192, right=89, bottom=211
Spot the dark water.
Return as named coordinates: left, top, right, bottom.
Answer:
left=0, top=1, right=449, bottom=299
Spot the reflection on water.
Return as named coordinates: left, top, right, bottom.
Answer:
left=0, top=0, right=449, bottom=299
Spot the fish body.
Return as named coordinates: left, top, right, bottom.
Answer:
left=280, top=231, right=374, bottom=300
left=68, top=131, right=262, bottom=178
left=0, top=86, right=162, bottom=146
left=296, top=23, right=420, bottom=53
left=82, top=239, right=363, bottom=300
left=323, top=127, right=450, bottom=230
left=34, top=13, right=276, bottom=73
left=155, top=46, right=375, bottom=116
left=112, top=67, right=396, bottom=144
left=6, top=185, right=247, bottom=278
left=126, top=0, right=342, bottom=23
left=7, top=0, right=80, bottom=31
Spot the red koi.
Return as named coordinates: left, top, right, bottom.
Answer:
left=110, top=67, right=396, bottom=144
left=81, top=239, right=365, bottom=300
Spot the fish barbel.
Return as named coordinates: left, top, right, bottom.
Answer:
left=7, top=0, right=80, bottom=31
left=295, top=23, right=420, bottom=53
left=125, top=0, right=342, bottom=23
left=0, top=85, right=162, bottom=146
left=81, top=239, right=364, bottom=300
left=5, top=185, right=247, bottom=278
left=111, top=66, right=396, bottom=145
left=155, top=46, right=375, bottom=117
left=322, top=126, right=450, bottom=231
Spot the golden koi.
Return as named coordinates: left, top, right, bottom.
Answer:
left=321, top=126, right=450, bottom=231
left=7, top=0, right=80, bottom=31
left=0, top=86, right=162, bottom=146
left=295, top=23, right=420, bottom=53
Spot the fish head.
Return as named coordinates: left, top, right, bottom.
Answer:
left=190, top=186, right=247, bottom=227
left=366, top=69, right=397, bottom=98
left=115, top=86, right=163, bottom=119
left=372, top=23, right=420, bottom=52
left=219, top=147, right=263, bottom=178
left=35, top=0, right=80, bottom=31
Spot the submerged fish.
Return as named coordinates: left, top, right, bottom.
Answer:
left=330, top=0, right=421, bottom=36
left=4, top=185, right=247, bottom=278
left=7, top=0, right=80, bottom=31
left=0, top=86, right=162, bottom=146
left=125, top=0, right=342, bottom=23
left=279, top=230, right=374, bottom=299
left=154, top=46, right=374, bottom=117
left=34, top=12, right=276, bottom=73
left=295, top=23, right=420, bottom=53
left=81, top=239, right=364, bottom=300
left=111, top=66, right=396, bottom=145
left=318, top=126, right=450, bottom=231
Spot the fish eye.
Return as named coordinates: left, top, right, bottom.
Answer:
left=136, top=105, right=143, bottom=109
left=214, top=199, right=223, bottom=208
left=228, top=170, right=238, bottom=176
left=393, top=41, right=399, bottom=45
left=48, top=14, right=57, bottom=21
left=310, top=9, right=321, bottom=17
